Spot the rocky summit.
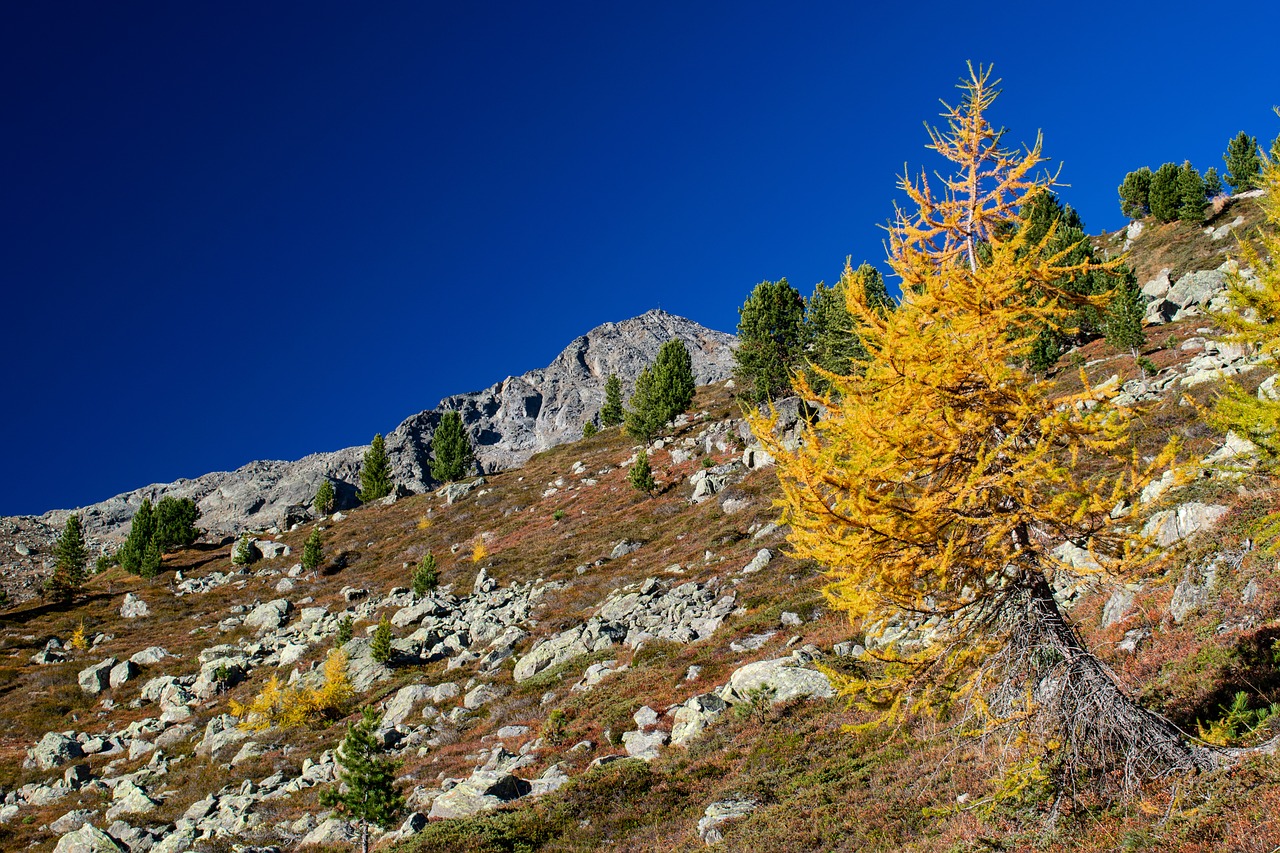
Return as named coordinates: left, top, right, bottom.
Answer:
left=6, top=310, right=733, bottom=560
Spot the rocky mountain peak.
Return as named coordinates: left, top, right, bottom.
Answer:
left=23, top=312, right=736, bottom=548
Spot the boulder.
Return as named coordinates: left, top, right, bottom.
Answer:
left=255, top=539, right=291, bottom=560
left=105, top=779, right=157, bottom=820
left=382, top=684, right=435, bottom=729
left=52, top=824, right=124, bottom=853
left=428, top=771, right=531, bottom=819
left=119, top=593, right=149, bottom=619
left=300, top=817, right=358, bottom=847
left=1165, top=268, right=1226, bottom=309
left=671, top=693, right=727, bottom=746
left=621, top=728, right=669, bottom=760
left=29, top=732, right=84, bottom=771
left=698, top=798, right=758, bottom=845
left=78, top=659, right=117, bottom=696
left=741, top=549, right=773, bottom=574
left=721, top=656, right=835, bottom=705
left=108, top=660, right=139, bottom=689
left=243, top=598, right=292, bottom=632
left=128, top=647, right=170, bottom=666
left=1141, top=503, right=1229, bottom=547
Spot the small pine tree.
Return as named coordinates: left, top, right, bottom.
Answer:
left=302, top=528, right=323, bottom=572
left=139, top=535, right=161, bottom=579
left=313, top=480, right=335, bottom=515
left=628, top=449, right=656, bottom=494
left=1148, top=162, right=1182, bottom=222
left=599, top=374, right=624, bottom=427
left=232, top=533, right=258, bottom=567
left=1177, top=161, right=1206, bottom=222
left=370, top=615, right=393, bottom=664
left=119, top=499, right=156, bottom=574
left=1118, top=167, right=1153, bottom=219
left=1204, top=166, right=1224, bottom=199
left=625, top=366, right=664, bottom=442
left=733, top=278, right=807, bottom=403
left=582, top=420, right=598, bottom=439
left=336, top=614, right=354, bottom=646
left=430, top=412, right=475, bottom=483
left=1105, top=267, right=1147, bottom=358
left=321, top=706, right=405, bottom=853
left=1224, top=131, right=1262, bottom=192
left=52, top=514, right=89, bottom=598
left=411, top=553, right=438, bottom=597
left=358, top=434, right=393, bottom=503
left=154, top=496, right=200, bottom=551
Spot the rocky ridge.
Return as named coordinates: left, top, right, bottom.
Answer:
left=1, top=311, right=734, bottom=600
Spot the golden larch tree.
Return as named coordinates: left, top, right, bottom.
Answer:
left=753, top=65, right=1217, bottom=791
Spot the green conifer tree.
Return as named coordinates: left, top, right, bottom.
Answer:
left=358, top=434, right=393, bottom=503
left=1224, top=131, right=1262, bottom=192
left=1148, top=162, right=1182, bottom=222
left=302, top=528, right=323, bottom=572
left=119, top=499, right=156, bottom=574
left=733, top=278, right=806, bottom=403
left=805, top=262, right=892, bottom=394
left=232, top=533, right=258, bottom=567
left=1105, top=267, right=1146, bottom=358
left=139, top=535, right=161, bottom=579
left=47, top=514, right=89, bottom=603
left=313, top=480, right=335, bottom=515
left=1204, top=166, right=1224, bottom=198
left=628, top=449, right=655, bottom=494
left=336, top=615, right=354, bottom=646
left=320, top=707, right=405, bottom=853
left=430, top=412, right=475, bottom=483
left=651, top=339, right=696, bottom=420
left=599, top=374, right=624, bottom=427
left=1018, top=189, right=1112, bottom=371
left=1177, top=161, right=1206, bottom=222
left=154, top=496, right=200, bottom=551
left=624, top=366, right=663, bottom=442
left=582, top=421, right=598, bottom=438
left=411, top=553, right=438, bottom=597
left=1118, top=167, right=1153, bottom=219
left=370, top=615, right=393, bottom=664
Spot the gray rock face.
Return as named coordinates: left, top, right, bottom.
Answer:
left=31, top=311, right=735, bottom=542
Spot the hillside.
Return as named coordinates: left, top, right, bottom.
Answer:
left=3, top=193, right=1280, bottom=852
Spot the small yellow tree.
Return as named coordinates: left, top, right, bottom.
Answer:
left=754, top=65, right=1214, bottom=790
left=231, top=648, right=354, bottom=731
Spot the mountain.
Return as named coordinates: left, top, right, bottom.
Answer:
left=24, top=310, right=735, bottom=547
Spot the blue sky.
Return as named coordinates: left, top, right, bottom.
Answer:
left=4, top=2, right=1279, bottom=517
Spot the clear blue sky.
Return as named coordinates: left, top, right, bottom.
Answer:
left=4, top=2, right=1278, bottom=517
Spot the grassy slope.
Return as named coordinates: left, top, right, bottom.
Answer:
left=2, top=199, right=1280, bottom=851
